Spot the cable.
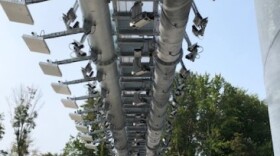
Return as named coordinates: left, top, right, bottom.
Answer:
left=169, top=51, right=181, bottom=56
left=69, top=51, right=76, bottom=58
left=40, top=30, right=45, bottom=36
left=198, top=45, right=204, bottom=53
left=68, top=43, right=74, bottom=51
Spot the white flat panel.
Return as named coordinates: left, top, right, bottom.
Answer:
left=0, top=1, right=33, bottom=24
left=92, top=129, right=104, bottom=135
left=51, top=83, right=71, bottom=95
left=61, top=99, right=78, bottom=109
left=69, top=113, right=83, bottom=122
left=75, top=125, right=88, bottom=133
left=80, top=134, right=93, bottom=142
left=85, top=143, right=98, bottom=150
left=22, top=35, right=50, bottom=54
left=39, top=62, right=62, bottom=77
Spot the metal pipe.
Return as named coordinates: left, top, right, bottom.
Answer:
left=60, top=77, right=96, bottom=85
left=42, top=28, right=84, bottom=39
left=50, top=56, right=92, bottom=65
left=25, top=0, right=48, bottom=5
left=255, top=0, right=280, bottom=155
left=79, top=0, right=127, bottom=155
left=146, top=0, right=193, bottom=155
left=68, top=94, right=98, bottom=101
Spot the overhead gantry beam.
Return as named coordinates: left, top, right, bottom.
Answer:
left=146, top=0, right=193, bottom=155
left=79, top=0, right=128, bottom=155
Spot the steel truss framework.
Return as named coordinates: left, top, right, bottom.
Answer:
left=0, top=0, right=207, bottom=155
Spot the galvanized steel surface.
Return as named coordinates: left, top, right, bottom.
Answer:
left=255, top=0, right=280, bottom=155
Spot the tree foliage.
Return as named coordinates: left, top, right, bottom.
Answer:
left=166, top=73, right=273, bottom=156
left=8, top=86, right=41, bottom=156
left=0, top=113, right=7, bottom=156
left=41, top=152, right=60, bottom=156
left=62, top=97, right=109, bottom=156
left=0, top=113, right=4, bottom=141
left=62, top=135, right=96, bottom=156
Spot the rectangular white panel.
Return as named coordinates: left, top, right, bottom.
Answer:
left=75, top=125, right=88, bottom=133
left=85, top=143, right=98, bottom=150
left=80, top=134, right=93, bottom=142
left=61, top=99, right=78, bottom=109
left=0, top=1, right=34, bottom=24
left=51, top=83, right=71, bottom=95
left=22, top=35, right=50, bottom=54
left=69, top=113, right=83, bottom=122
left=39, top=62, right=62, bottom=77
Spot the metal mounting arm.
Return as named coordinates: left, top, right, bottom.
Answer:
left=40, top=28, right=84, bottom=39
left=184, top=31, right=192, bottom=47
left=184, top=32, right=200, bottom=62
left=67, top=94, right=99, bottom=101
left=48, top=56, right=92, bottom=65
left=59, top=77, right=96, bottom=85
left=191, top=1, right=199, bottom=14
left=63, top=0, right=79, bottom=29
left=191, top=1, right=208, bottom=37
left=25, top=0, right=49, bottom=4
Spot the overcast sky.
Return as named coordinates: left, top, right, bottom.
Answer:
left=0, top=0, right=264, bottom=154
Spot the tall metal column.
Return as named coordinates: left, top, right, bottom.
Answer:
left=79, top=0, right=127, bottom=155
left=255, top=0, right=280, bottom=155
left=146, top=0, right=193, bottom=155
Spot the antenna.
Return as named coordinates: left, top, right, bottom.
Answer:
left=61, top=99, right=78, bottom=109
left=39, top=62, right=62, bottom=77
left=51, top=83, right=71, bottom=95
left=69, top=113, right=83, bottom=122
left=22, top=35, right=50, bottom=54
left=75, top=124, right=88, bottom=133
left=0, top=0, right=48, bottom=24
left=80, top=134, right=93, bottom=142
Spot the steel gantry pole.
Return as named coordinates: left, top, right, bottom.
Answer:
left=146, top=0, right=193, bottom=155
left=255, top=0, right=280, bottom=155
left=79, top=0, right=128, bottom=155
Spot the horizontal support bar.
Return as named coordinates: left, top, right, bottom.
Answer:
left=120, top=73, right=152, bottom=78
left=117, top=38, right=154, bottom=44
left=42, top=28, right=84, bottom=39
left=119, top=52, right=150, bottom=57
left=123, top=104, right=150, bottom=109
left=51, top=56, right=92, bottom=65
left=68, top=94, right=99, bottom=101
left=120, top=78, right=152, bottom=82
left=25, top=0, right=48, bottom=4
left=118, top=29, right=155, bottom=36
left=124, top=108, right=149, bottom=113
left=60, top=77, right=96, bottom=85
left=119, top=62, right=153, bottom=66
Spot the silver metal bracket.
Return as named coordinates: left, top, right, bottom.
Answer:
left=96, top=54, right=118, bottom=66
left=41, top=28, right=84, bottom=39
left=48, top=56, right=92, bottom=65
left=59, top=77, right=97, bottom=85
left=68, top=94, right=99, bottom=101
left=154, top=49, right=183, bottom=66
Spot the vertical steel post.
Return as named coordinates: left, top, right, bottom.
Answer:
left=79, top=0, right=127, bottom=155
left=146, top=0, right=193, bottom=155
left=255, top=0, right=280, bottom=155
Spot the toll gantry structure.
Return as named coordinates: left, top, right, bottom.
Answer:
left=0, top=0, right=208, bottom=155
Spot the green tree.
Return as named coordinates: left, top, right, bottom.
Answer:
left=0, top=113, right=7, bottom=156
left=166, top=73, right=273, bottom=156
left=8, top=86, right=41, bottom=156
left=62, top=97, right=109, bottom=156
left=62, top=135, right=96, bottom=156
left=0, top=113, right=4, bottom=141
left=41, top=152, right=60, bottom=156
